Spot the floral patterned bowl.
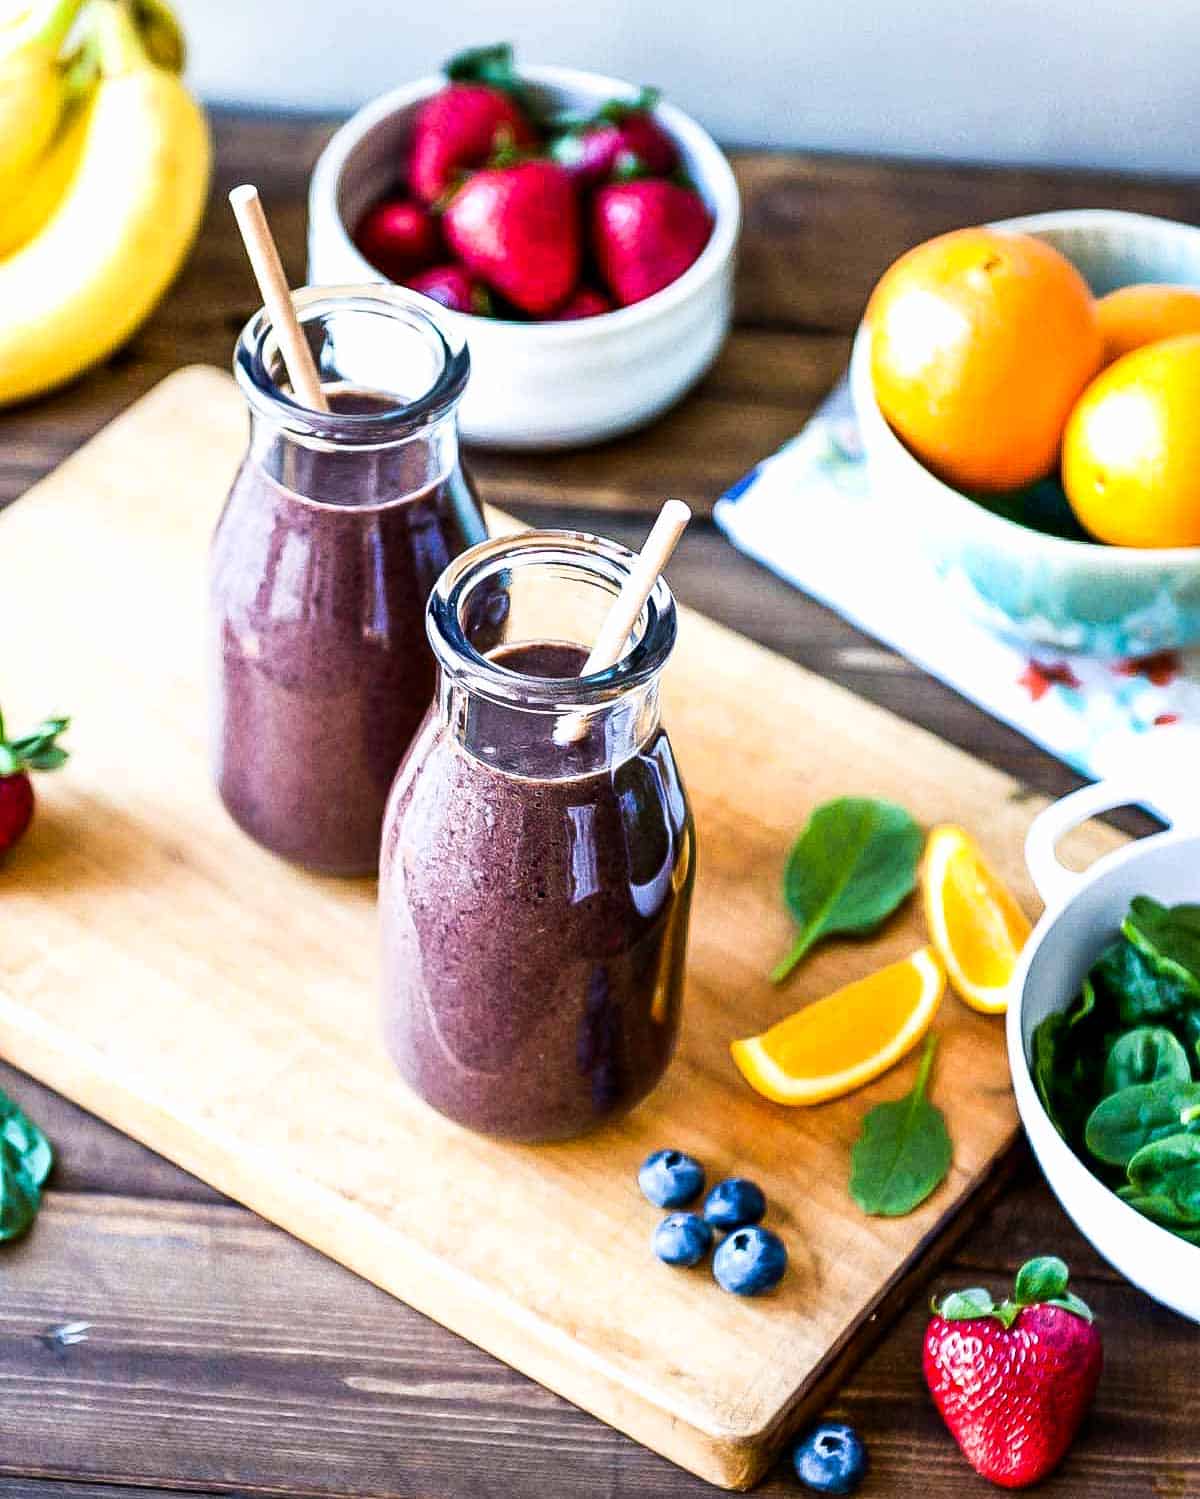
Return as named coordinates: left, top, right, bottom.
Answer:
left=849, top=209, right=1200, bottom=657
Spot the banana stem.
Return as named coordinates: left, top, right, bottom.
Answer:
left=88, top=0, right=149, bottom=75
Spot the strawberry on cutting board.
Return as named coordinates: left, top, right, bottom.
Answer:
left=442, top=160, right=580, bottom=317
left=592, top=179, right=711, bottom=307
left=408, top=44, right=537, bottom=205
left=0, top=712, right=70, bottom=858
left=923, top=1256, right=1102, bottom=1489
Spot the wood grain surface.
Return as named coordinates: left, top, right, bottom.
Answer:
left=0, top=366, right=1126, bottom=1487
left=0, top=112, right=1195, bottom=1499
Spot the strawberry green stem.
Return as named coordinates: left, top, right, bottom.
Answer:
left=0, top=713, right=70, bottom=778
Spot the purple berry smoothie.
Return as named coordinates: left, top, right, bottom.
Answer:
left=380, top=640, right=695, bottom=1141
left=210, top=387, right=486, bottom=874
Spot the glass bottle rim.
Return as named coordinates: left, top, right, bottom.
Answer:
left=428, top=529, right=678, bottom=711
left=233, top=283, right=470, bottom=445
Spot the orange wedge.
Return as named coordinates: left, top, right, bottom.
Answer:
left=922, top=824, right=1032, bottom=1014
left=730, top=947, right=945, bottom=1105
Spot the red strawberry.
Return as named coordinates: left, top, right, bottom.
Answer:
left=355, top=199, right=440, bottom=281
left=442, top=160, right=580, bottom=317
left=408, top=84, right=536, bottom=204
left=405, top=263, right=492, bottom=316
left=923, top=1256, right=1102, bottom=1489
left=552, top=93, right=679, bottom=187
left=592, top=180, right=711, bottom=307
left=552, top=286, right=612, bottom=320
left=0, top=712, right=70, bottom=858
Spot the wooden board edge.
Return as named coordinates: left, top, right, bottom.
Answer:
left=0, top=988, right=1025, bottom=1492
left=713, top=1133, right=1027, bottom=1489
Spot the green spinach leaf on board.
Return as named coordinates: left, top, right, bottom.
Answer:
left=850, top=1034, right=951, bottom=1216
left=1084, top=1079, right=1200, bottom=1168
left=771, top=797, right=923, bottom=983
left=1122, top=897, right=1200, bottom=1001
left=1127, top=1132, right=1200, bottom=1221
left=1103, top=1027, right=1192, bottom=1096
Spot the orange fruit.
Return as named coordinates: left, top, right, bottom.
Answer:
left=1096, top=283, right=1200, bottom=364
left=1062, top=334, right=1200, bottom=548
left=922, top=826, right=1031, bottom=1014
left=867, top=227, right=1102, bottom=492
left=730, top=948, right=944, bottom=1105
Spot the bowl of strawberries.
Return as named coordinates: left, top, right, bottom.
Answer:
left=307, top=43, right=740, bottom=449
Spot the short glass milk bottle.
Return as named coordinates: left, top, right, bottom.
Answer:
left=210, top=286, right=486, bottom=875
left=379, top=530, right=696, bottom=1142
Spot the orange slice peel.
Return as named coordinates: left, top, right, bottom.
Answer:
left=731, top=946, right=945, bottom=1106
left=922, top=824, right=1031, bottom=1014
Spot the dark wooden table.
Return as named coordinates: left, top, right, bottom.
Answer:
left=1, top=113, right=1197, bottom=1499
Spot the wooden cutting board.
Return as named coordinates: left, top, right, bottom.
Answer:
left=0, top=367, right=1120, bottom=1490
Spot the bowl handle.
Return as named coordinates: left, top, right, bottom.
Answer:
left=1025, top=729, right=1200, bottom=907
left=1024, top=779, right=1145, bottom=908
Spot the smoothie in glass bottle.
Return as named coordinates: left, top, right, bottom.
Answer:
left=210, top=287, right=486, bottom=875
left=379, top=531, right=695, bottom=1142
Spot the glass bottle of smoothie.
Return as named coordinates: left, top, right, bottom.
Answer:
left=210, top=286, right=486, bottom=875
left=380, top=530, right=696, bottom=1142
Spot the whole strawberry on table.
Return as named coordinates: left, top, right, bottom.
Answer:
left=924, top=1256, right=1102, bottom=1489
left=352, top=43, right=713, bottom=320
left=0, top=711, right=70, bottom=858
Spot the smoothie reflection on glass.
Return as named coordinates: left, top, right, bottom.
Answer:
left=380, top=531, right=696, bottom=1142
left=209, top=286, right=487, bottom=875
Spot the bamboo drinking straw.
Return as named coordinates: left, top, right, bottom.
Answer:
left=556, top=499, right=691, bottom=744
left=229, top=183, right=329, bottom=413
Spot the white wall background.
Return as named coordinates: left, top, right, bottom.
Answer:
left=181, top=0, right=1196, bottom=176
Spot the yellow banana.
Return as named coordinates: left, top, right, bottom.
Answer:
left=0, top=0, right=211, bottom=406
left=0, top=86, right=93, bottom=257
left=0, top=0, right=85, bottom=201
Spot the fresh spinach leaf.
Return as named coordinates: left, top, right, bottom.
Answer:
left=850, top=1034, right=951, bottom=1216
left=0, top=1140, right=41, bottom=1242
left=1123, top=898, right=1200, bottom=1000
left=771, top=797, right=923, bottom=983
left=1092, top=936, right=1193, bottom=1024
left=0, top=1089, right=54, bottom=1242
left=1032, top=1012, right=1070, bottom=1136
left=1116, top=1185, right=1200, bottom=1228
left=1103, top=1027, right=1192, bottom=1096
left=1084, top=1080, right=1200, bottom=1167
left=1128, top=1132, right=1200, bottom=1221
left=0, top=1093, right=52, bottom=1189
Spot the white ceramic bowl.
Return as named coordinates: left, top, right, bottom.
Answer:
left=850, top=209, right=1200, bottom=657
left=308, top=66, right=741, bottom=450
left=1008, top=730, right=1200, bottom=1322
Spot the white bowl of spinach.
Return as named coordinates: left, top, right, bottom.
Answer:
left=1008, top=743, right=1200, bottom=1322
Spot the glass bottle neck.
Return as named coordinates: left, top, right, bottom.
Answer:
left=248, top=403, right=460, bottom=511
left=440, top=667, right=663, bottom=779
left=425, top=530, right=678, bottom=781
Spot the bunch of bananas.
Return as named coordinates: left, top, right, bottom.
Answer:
left=0, top=0, right=210, bottom=406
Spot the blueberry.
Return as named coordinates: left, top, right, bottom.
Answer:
left=792, top=1422, right=868, bottom=1495
left=712, top=1224, right=787, bottom=1295
left=652, top=1212, right=714, bottom=1267
left=703, top=1176, right=766, bottom=1231
left=638, top=1149, right=705, bottom=1209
